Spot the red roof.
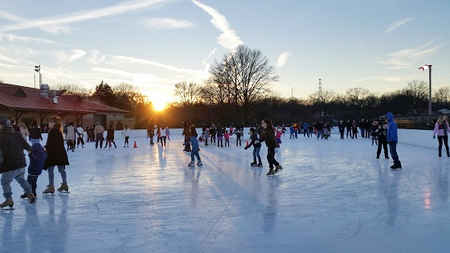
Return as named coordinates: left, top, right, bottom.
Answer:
left=0, top=83, right=127, bottom=114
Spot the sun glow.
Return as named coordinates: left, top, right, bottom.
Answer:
left=152, top=98, right=168, bottom=112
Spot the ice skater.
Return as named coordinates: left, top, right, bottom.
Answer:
left=105, top=125, right=117, bottom=149
left=224, top=130, right=230, bottom=147
left=235, top=127, right=243, bottom=146
left=66, top=122, right=76, bottom=152
left=375, top=121, right=389, bottom=159
left=338, top=120, right=345, bottom=139
left=76, top=124, right=85, bottom=148
left=433, top=116, right=450, bottom=158
left=122, top=126, right=130, bottom=148
left=217, top=127, right=224, bottom=147
left=159, top=126, right=167, bottom=147
left=260, top=120, right=282, bottom=176
left=387, top=112, right=402, bottom=169
left=95, top=123, right=105, bottom=149
left=188, top=125, right=203, bottom=167
left=244, top=128, right=262, bottom=167
left=0, top=117, right=36, bottom=209
left=43, top=118, right=70, bottom=194
left=21, top=142, right=47, bottom=198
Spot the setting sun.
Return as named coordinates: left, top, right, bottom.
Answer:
left=152, top=98, right=168, bottom=112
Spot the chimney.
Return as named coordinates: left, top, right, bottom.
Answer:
left=40, top=84, right=49, bottom=99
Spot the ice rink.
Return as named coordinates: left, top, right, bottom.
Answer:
left=1, top=129, right=450, bottom=253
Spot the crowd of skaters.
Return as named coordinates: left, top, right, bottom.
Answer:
left=2, top=111, right=450, bottom=210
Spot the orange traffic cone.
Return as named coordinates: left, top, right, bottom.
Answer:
left=133, top=140, right=138, bottom=148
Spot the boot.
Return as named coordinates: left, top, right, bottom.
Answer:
left=250, top=162, right=257, bottom=167
left=43, top=185, right=55, bottom=194
left=0, top=199, right=13, bottom=209
left=257, top=163, right=263, bottom=168
left=188, top=162, right=195, bottom=167
left=57, top=183, right=69, bottom=193
left=197, top=161, right=203, bottom=167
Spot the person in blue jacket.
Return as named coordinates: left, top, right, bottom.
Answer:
left=386, top=112, right=402, bottom=169
left=22, top=143, right=47, bottom=198
left=189, top=126, right=203, bottom=167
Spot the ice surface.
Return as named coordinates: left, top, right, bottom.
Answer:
left=1, top=129, right=450, bottom=253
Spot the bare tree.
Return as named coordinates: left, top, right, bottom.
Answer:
left=55, top=82, right=91, bottom=97
left=209, top=45, right=278, bottom=107
left=174, top=82, right=201, bottom=104
left=434, top=87, right=450, bottom=104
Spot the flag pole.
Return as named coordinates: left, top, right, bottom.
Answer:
left=428, top=65, right=432, bottom=115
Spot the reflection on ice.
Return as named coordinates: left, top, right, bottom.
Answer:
left=1, top=129, right=450, bottom=253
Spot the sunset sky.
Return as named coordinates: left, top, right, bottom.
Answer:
left=0, top=0, right=449, bottom=105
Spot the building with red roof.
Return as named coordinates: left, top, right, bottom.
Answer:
left=0, top=82, right=129, bottom=127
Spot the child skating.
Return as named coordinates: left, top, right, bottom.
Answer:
left=244, top=128, right=262, bottom=167
left=188, top=126, right=202, bottom=167
left=21, top=143, right=47, bottom=199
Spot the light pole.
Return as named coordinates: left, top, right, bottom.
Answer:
left=34, top=65, right=40, bottom=88
left=419, top=64, right=432, bottom=115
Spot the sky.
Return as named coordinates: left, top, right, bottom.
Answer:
left=0, top=0, right=449, bottom=105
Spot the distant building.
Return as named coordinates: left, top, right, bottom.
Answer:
left=0, top=83, right=129, bottom=128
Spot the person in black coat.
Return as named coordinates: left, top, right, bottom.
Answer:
left=260, top=120, right=282, bottom=176
left=43, top=119, right=70, bottom=194
left=375, top=121, right=389, bottom=159
left=0, top=117, right=35, bottom=208
left=338, top=120, right=345, bottom=139
left=244, top=128, right=262, bottom=167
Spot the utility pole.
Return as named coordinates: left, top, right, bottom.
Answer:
left=34, top=65, right=41, bottom=88
left=318, top=78, right=324, bottom=118
left=419, top=64, right=432, bottom=115
left=428, top=65, right=432, bottom=115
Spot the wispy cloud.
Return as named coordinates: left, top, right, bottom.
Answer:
left=0, top=33, right=56, bottom=44
left=56, top=49, right=87, bottom=63
left=111, top=55, right=208, bottom=78
left=378, top=41, right=441, bottom=69
left=192, top=0, right=243, bottom=50
left=0, top=52, right=18, bottom=64
left=142, top=18, right=194, bottom=30
left=354, top=76, right=403, bottom=83
left=0, top=10, right=69, bottom=34
left=385, top=17, right=414, bottom=33
left=276, top=52, right=290, bottom=68
left=92, top=67, right=170, bottom=84
left=0, top=0, right=167, bottom=33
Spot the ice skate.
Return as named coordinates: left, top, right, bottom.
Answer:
left=57, top=183, right=69, bottom=193
left=188, top=161, right=195, bottom=167
left=257, top=163, right=263, bottom=168
left=250, top=162, right=257, bottom=167
left=197, top=161, right=203, bottom=167
left=0, top=199, right=14, bottom=210
left=275, top=165, right=283, bottom=172
left=266, top=169, right=275, bottom=176
left=43, top=185, right=55, bottom=194
left=391, top=163, right=402, bottom=170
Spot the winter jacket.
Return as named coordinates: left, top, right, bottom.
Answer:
left=433, top=121, right=450, bottom=137
left=245, top=133, right=261, bottom=149
left=386, top=112, right=398, bottom=143
left=107, top=129, right=115, bottom=140
left=28, top=143, right=47, bottom=176
left=45, top=128, right=69, bottom=168
left=260, top=127, right=277, bottom=148
left=95, top=125, right=105, bottom=135
left=0, top=127, right=31, bottom=173
left=375, top=126, right=388, bottom=141
left=29, top=127, right=42, bottom=140
left=66, top=125, right=75, bottom=141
